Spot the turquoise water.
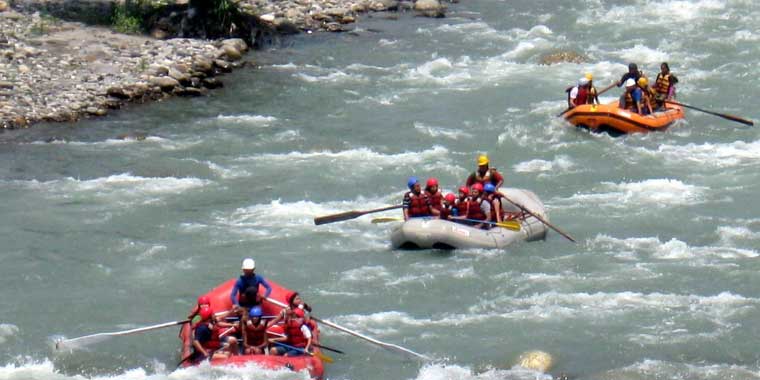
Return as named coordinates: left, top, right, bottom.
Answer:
left=2, top=1, right=760, bottom=379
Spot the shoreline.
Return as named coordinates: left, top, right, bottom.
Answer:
left=0, top=0, right=451, bottom=130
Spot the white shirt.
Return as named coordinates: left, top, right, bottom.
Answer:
left=569, top=86, right=579, bottom=100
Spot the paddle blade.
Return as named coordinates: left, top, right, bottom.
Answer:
left=496, top=220, right=521, bottom=231
left=315, top=350, right=334, bottom=363
left=720, top=113, right=754, bottom=126
left=55, top=334, right=111, bottom=350
left=314, top=211, right=363, bottom=225
left=371, top=217, right=402, bottom=224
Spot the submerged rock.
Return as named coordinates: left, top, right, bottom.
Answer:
left=539, top=51, right=588, bottom=65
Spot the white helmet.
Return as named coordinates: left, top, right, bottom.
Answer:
left=624, top=78, right=636, bottom=87
left=241, top=258, right=256, bottom=270
left=578, top=77, right=590, bottom=86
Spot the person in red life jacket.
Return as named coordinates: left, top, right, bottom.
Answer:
left=453, top=183, right=491, bottom=229
left=424, top=177, right=443, bottom=217
left=439, top=193, right=458, bottom=220
left=242, top=306, right=268, bottom=355
left=269, top=305, right=313, bottom=356
left=188, top=295, right=211, bottom=327
left=402, top=177, right=432, bottom=220
left=231, top=258, right=272, bottom=315
left=465, top=155, right=504, bottom=189
left=192, top=307, right=240, bottom=360
left=569, top=77, right=590, bottom=108
left=483, top=183, right=504, bottom=223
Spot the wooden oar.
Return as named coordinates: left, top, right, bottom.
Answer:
left=314, top=205, right=403, bottom=225
left=499, top=195, right=576, bottom=243
left=265, top=297, right=430, bottom=361
left=56, top=319, right=191, bottom=349
left=371, top=216, right=403, bottom=223
left=266, top=330, right=345, bottom=354
left=665, top=100, right=754, bottom=126
left=458, top=218, right=521, bottom=231
left=272, top=341, right=334, bottom=363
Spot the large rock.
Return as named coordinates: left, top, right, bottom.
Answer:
left=0, top=1, right=8, bottom=12
left=221, top=38, right=248, bottom=53
left=414, top=0, right=445, bottom=17
left=539, top=51, right=588, bottom=65
left=149, top=76, right=180, bottom=91
left=370, top=0, right=398, bottom=11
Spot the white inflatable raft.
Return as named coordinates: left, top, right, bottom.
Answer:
left=390, top=188, right=548, bottom=249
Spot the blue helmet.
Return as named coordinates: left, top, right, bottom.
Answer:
left=249, top=306, right=263, bottom=318
left=407, top=176, right=418, bottom=189
left=484, top=183, right=496, bottom=193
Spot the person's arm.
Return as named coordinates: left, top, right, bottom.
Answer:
left=268, top=309, right=285, bottom=328
left=569, top=87, right=579, bottom=107
left=193, top=339, right=209, bottom=358
left=465, top=174, right=475, bottom=187
left=492, top=170, right=504, bottom=189
left=493, top=198, right=502, bottom=223
left=481, top=201, right=491, bottom=227
left=301, top=324, right=313, bottom=352
left=230, top=279, right=241, bottom=306
left=258, top=275, right=272, bottom=298
left=402, top=193, right=411, bottom=221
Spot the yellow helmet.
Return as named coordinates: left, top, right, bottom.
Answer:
left=585, top=72, right=593, bottom=81
left=637, top=77, right=648, bottom=87
left=477, top=154, right=489, bottom=166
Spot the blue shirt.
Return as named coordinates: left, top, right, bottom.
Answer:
left=631, top=88, right=642, bottom=103
left=230, top=274, right=272, bottom=305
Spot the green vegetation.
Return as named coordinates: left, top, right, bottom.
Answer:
left=29, top=14, right=59, bottom=36
left=111, top=0, right=147, bottom=34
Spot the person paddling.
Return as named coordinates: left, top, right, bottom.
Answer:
left=585, top=73, right=599, bottom=104
left=192, top=307, right=239, bottom=361
left=231, top=258, right=272, bottom=315
left=465, top=155, right=504, bottom=189
left=616, top=62, right=642, bottom=88
left=568, top=77, right=590, bottom=108
left=403, top=177, right=432, bottom=220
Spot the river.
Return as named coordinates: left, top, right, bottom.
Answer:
left=1, top=1, right=760, bottom=379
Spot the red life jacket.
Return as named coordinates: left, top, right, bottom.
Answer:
left=575, top=86, right=588, bottom=105
left=426, top=190, right=443, bottom=211
left=466, top=198, right=487, bottom=220
left=406, top=192, right=431, bottom=217
left=285, top=319, right=309, bottom=348
left=244, top=322, right=267, bottom=346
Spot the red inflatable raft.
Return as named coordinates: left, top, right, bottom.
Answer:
left=178, top=278, right=325, bottom=379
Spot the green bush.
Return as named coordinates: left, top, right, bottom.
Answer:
left=111, top=0, right=147, bottom=34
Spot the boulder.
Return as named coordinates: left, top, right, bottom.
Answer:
left=0, top=1, right=7, bottom=12
left=221, top=38, right=248, bottom=53
left=414, top=0, right=445, bottom=17
left=220, top=45, right=242, bottom=61
left=370, top=0, right=398, bottom=11
left=0, top=81, right=13, bottom=89
left=202, top=77, right=223, bottom=89
left=149, top=76, right=180, bottom=91
left=106, top=86, right=130, bottom=99
left=192, top=57, right=214, bottom=75
left=174, top=86, right=204, bottom=97
left=539, top=51, right=588, bottom=65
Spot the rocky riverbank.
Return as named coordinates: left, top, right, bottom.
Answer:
left=0, top=0, right=452, bottom=130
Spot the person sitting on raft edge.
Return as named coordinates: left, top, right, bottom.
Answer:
left=403, top=176, right=433, bottom=221
left=465, top=154, right=504, bottom=189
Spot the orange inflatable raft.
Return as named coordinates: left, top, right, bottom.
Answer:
left=179, top=278, right=325, bottom=380
left=563, top=100, right=684, bottom=135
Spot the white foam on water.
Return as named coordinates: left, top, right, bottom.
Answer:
left=606, top=359, right=760, bottom=380
left=413, top=122, right=473, bottom=140
left=377, top=38, right=398, bottom=47
left=589, top=234, right=759, bottom=260
left=0, top=359, right=309, bottom=380
left=0, top=323, right=19, bottom=345
left=634, top=140, right=760, bottom=169
left=512, top=155, right=575, bottom=174
left=28, top=136, right=198, bottom=151
left=405, top=57, right=473, bottom=86
left=717, top=226, right=760, bottom=245
left=339, top=265, right=391, bottom=282
left=16, top=174, right=209, bottom=205
left=616, top=44, right=670, bottom=67
left=551, top=179, right=707, bottom=210
left=579, top=0, right=726, bottom=27
left=215, top=114, right=278, bottom=127
left=238, top=145, right=452, bottom=170
left=413, top=363, right=551, bottom=380
left=296, top=70, right=366, bottom=84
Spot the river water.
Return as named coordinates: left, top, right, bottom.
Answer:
left=2, top=0, right=760, bottom=379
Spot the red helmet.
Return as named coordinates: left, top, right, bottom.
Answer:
left=471, top=183, right=484, bottom=193
left=426, top=178, right=438, bottom=187
left=444, top=193, right=456, bottom=204
left=197, top=295, right=210, bottom=306
left=458, top=186, right=469, bottom=195
left=199, top=306, right=214, bottom=321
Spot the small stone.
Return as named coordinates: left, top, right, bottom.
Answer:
left=0, top=81, right=13, bottom=89
left=202, top=77, right=223, bottom=89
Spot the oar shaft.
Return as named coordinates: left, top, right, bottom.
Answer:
left=265, top=297, right=429, bottom=360
left=666, top=100, right=754, bottom=126
left=314, top=205, right=403, bottom=225
left=500, top=196, right=576, bottom=243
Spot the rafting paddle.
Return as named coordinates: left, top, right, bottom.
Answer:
left=371, top=216, right=403, bottom=223
left=458, top=218, right=521, bottom=231
left=272, top=342, right=334, bottom=363
left=266, top=330, right=345, bottom=354
left=265, top=297, right=430, bottom=361
left=665, top=100, right=753, bottom=126
left=500, top=195, right=576, bottom=243
left=55, top=319, right=191, bottom=350
left=314, top=205, right=403, bottom=225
